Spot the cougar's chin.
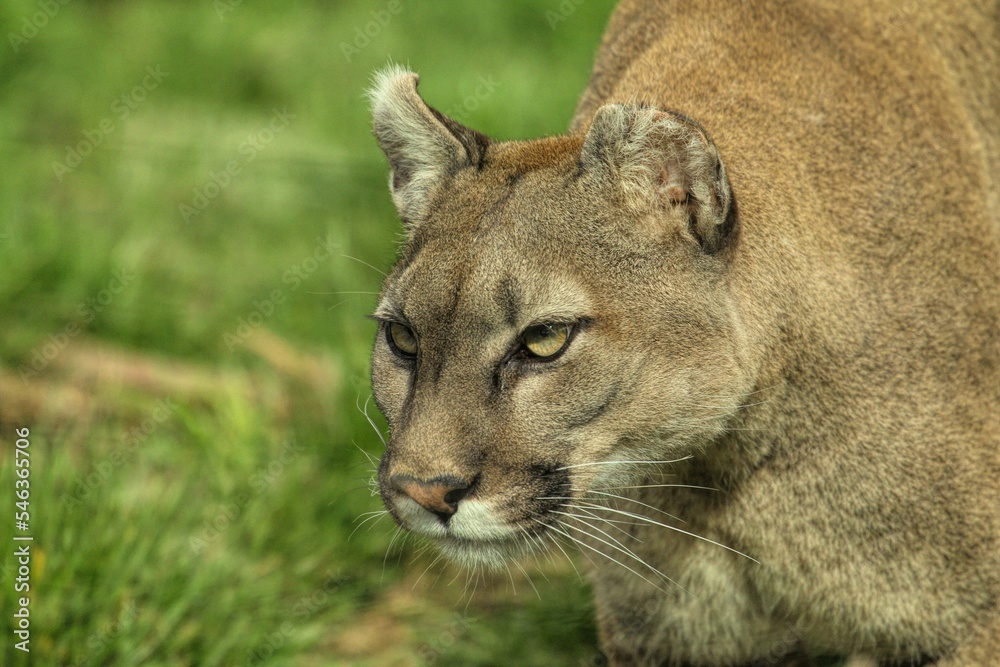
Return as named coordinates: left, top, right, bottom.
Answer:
left=435, top=534, right=538, bottom=570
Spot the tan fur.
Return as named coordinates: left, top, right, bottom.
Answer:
left=368, top=1, right=1000, bottom=664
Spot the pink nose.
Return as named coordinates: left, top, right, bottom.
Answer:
left=390, top=474, right=472, bottom=518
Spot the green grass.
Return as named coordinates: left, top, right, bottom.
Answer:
left=0, top=0, right=614, bottom=664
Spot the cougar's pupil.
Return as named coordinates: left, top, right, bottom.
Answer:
left=523, top=323, right=571, bottom=358
left=387, top=322, right=417, bottom=356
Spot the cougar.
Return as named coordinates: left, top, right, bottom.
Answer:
left=366, top=1, right=1000, bottom=664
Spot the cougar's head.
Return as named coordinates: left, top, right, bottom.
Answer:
left=367, top=66, right=753, bottom=568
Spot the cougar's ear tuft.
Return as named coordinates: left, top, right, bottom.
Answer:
left=368, top=65, right=491, bottom=225
left=581, top=104, right=736, bottom=253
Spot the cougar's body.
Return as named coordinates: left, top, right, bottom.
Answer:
left=368, top=2, right=1000, bottom=664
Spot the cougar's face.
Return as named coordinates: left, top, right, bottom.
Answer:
left=366, top=68, right=748, bottom=568
left=370, top=154, right=747, bottom=569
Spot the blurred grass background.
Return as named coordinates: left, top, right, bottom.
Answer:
left=0, top=0, right=615, bottom=664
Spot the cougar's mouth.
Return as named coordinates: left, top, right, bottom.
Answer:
left=392, top=493, right=554, bottom=566
left=378, top=461, right=573, bottom=568
left=388, top=496, right=571, bottom=571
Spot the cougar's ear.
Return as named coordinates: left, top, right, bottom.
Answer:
left=581, top=104, right=736, bottom=254
left=368, top=65, right=490, bottom=225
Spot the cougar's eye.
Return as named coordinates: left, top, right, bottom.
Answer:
left=386, top=322, right=418, bottom=358
left=522, top=323, right=573, bottom=359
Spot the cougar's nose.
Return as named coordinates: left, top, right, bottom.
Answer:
left=390, top=474, right=474, bottom=520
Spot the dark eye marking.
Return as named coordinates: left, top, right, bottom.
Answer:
left=496, top=276, right=522, bottom=328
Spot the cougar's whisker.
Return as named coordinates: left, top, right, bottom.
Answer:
left=357, top=394, right=388, bottom=449
left=447, top=563, right=466, bottom=587
left=352, top=440, right=379, bottom=467
left=381, top=527, right=403, bottom=581
left=555, top=515, right=678, bottom=589
left=591, top=483, right=719, bottom=492
left=541, top=500, right=651, bottom=528
left=412, top=552, right=445, bottom=591
left=521, top=528, right=554, bottom=582
left=553, top=507, right=642, bottom=542
left=537, top=538, right=562, bottom=574
left=464, top=566, right=482, bottom=613
left=681, top=397, right=773, bottom=411
left=340, top=253, right=388, bottom=278
left=519, top=524, right=554, bottom=574
left=539, top=519, right=671, bottom=595
left=458, top=566, right=475, bottom=608
left=430, top=559, right=447, bottom=590
left=504, top=562, right=518, bottom=596
left=513, top=559, right=542, bottom=600
left=556, top=455, right=693, bottom=471
left=555, top=512, right=649, bottom=565
left=575, top=489, right=686, bottom=524
left=411, top=539, right=432, bottom=563
left=543, top=527, right=586, bottom=580
left=579, top=503, right=760, bottom=564
left=348, top=510, right=389, bottom=541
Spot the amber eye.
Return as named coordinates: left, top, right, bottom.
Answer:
left=522, top=323, right=572, bottom=359
left=386, top=322, right=418, bottom=357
